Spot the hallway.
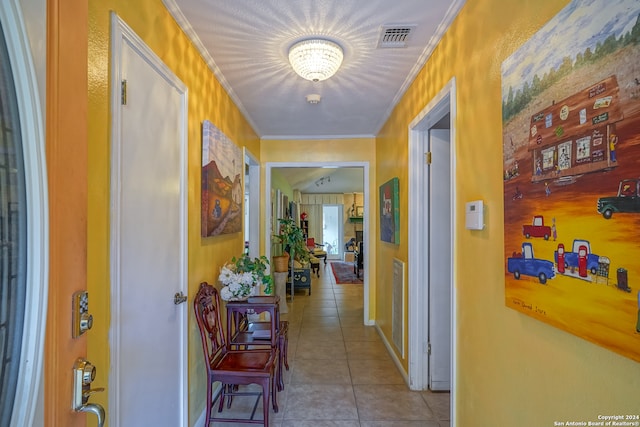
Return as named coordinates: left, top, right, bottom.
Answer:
left=212, top=263, right=450, bottom=426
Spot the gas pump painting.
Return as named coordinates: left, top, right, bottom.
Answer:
left=502, top=0, right=640, bottom=362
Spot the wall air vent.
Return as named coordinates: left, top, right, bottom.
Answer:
left=377, top=25, right=416, bottom=48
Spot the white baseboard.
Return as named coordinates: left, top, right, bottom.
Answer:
left=193, top=382, right=222, bottom=427
left=374, top=323, right=410, bottom=386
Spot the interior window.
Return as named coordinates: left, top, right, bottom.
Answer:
left=0, top=20, right=28, bottom=426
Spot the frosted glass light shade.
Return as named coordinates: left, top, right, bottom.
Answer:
left=288, top=39, right=344, bottom=82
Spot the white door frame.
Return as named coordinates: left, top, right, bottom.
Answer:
left=245, top=149, right=260, bottom=258
left=109, top=13, right=188, bottom=426
left=265, top=161, right=371, bottom=324
left=408, top=78, right=457, bottom=420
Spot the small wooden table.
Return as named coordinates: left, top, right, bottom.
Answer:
left=226, top=296, right=280, bottom=349
left=226, top=296, right=286, bottom=390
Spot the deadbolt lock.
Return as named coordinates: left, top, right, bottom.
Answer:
left=72, top=291, right=94, bottom=338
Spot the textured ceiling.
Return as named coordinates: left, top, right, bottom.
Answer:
left=163, top=0, right=464, bottom=139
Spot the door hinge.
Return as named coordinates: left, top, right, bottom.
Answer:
left=425, top=152, right=432, bottom=164
left=121, top=79, right=127, bottom=105
left=424, top=341, right=431, bottom=355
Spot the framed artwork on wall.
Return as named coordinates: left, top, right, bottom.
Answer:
left=201, top=120, right=243, bottom=237
left=501, top=0, right=640, bottom=362
left=380, top=177, right=400, bottom=244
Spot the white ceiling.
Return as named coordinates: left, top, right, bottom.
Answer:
left=163, top=0, right=464, bottom=139
left=274, top=167, right=365, bottom=194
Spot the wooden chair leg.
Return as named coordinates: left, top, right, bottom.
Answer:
left=283, top=334, right=289, bottom=370
left=277, top=351, right=284, bottom=391
left=271, top=375, right=278, bottom=413
left=206, top=375, right=214, bottom=425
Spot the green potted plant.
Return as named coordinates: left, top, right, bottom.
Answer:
left=273, top=217, right=310, bottom=272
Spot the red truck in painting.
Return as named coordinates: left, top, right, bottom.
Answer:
left=522, top=215, right=551, bottom=240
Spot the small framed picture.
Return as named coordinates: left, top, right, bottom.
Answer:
left=356, top=206, right=364, bottom=217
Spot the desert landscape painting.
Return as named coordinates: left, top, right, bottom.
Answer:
left=502, top=0, right=640, bottom=362
left=201, top=120, right=243, bottom=237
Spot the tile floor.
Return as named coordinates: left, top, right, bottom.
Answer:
left=212, top=261, right=450, bottom=426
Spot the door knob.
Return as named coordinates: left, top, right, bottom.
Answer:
left=174, top=292, right=187, bottom=305
left=73, top=358, right=106, bottom=427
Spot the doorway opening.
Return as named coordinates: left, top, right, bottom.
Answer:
left=408, top=78, right=457, bottom=422
left=322, top=205, right=342, bottom=259
left=265, top=162, right=371, bottom=324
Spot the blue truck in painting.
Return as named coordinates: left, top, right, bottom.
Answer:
left=553, top=239, right=601, bottom=278
left=507, top=242, right=555, bottom=284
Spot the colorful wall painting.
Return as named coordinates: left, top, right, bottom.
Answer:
left=201, top=120, right=243, bottom=237
left=380, top=177, right=400, bottom=244
left=501, top=0, right=640, bottom=362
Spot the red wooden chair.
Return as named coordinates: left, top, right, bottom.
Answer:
left=194, top=282, right=278, bottom=426
left=306, top=238, right=327, bottom=264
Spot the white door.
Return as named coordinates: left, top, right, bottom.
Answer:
left=428, top=129, right=451, bottom=391
left=110, top=16, right=187, bottom=426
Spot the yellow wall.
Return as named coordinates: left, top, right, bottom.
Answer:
left=261, top=138, right=377, bottom=320
left=87, top=0, right=258, bottom=423
left=379, top=0, right=640, bottom=425
left=271, top=168, right=294, bottom=199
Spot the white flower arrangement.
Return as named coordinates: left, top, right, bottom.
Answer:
left=218, top=264, right=257, bottom=301
left=218, top=254, right=272, bottom=301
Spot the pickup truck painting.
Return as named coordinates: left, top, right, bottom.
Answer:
left=507, top=242, right=555, bottom=284
left=522, top=215, right=551, bottom=240
left=554, top=239, right=608, bottom=280
left=597, top=177, right=640, bottom=219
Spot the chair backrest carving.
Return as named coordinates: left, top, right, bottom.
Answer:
left=194, top=282, right=226, bottom=368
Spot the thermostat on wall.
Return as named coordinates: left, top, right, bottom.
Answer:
left=465, top=200, right=484, bottom=230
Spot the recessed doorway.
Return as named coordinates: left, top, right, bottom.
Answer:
left=408, top=78, right=457, bottom=423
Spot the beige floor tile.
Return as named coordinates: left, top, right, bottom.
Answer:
left=282, top=421, right=360, bottom=427
left=295, top=340, right=346, bottom=359
left=302, top=306, right=340, bottom=317
left=307, top=299, right=340, bottom=307
left=353, top=384, right=435, bottom=421
left=205, top=384, right=283, bottom=425
left=338, top=308, right=365, bottom=318
left=421, top=391, right=450, bottom=420
left=301, top=315, right=341, bottom=327
left=339, top=315, right=366, bottom=327
left=298, top=325, right=343, bottom=341
left=345, top=340, right=391, bottom=359
left=360, top=422, right=441, bottom=427
left=348, top=358, right=405, bottom=385
left=341, top=325, right=380, bottom=342
left=291, top=358, right=351, bottom=384
left=284, top=384, right=358, bottom=421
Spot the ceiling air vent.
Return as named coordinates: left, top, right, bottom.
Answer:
left=377, top=25, right=416, bottom=48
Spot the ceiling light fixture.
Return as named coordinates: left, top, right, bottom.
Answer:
left=315, top=176, right=331, bottom=187
left=288, top=39, right=344, bottom=82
